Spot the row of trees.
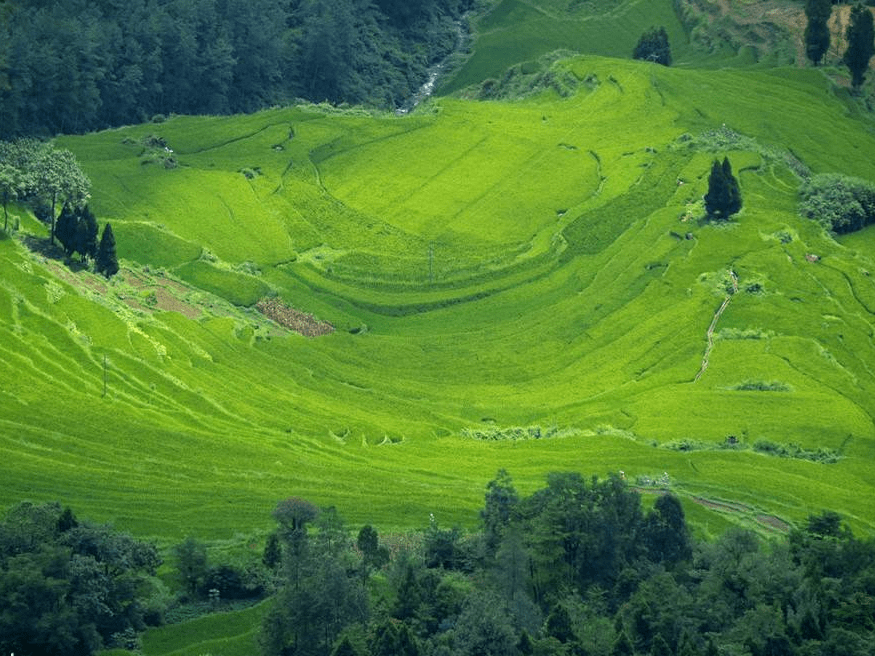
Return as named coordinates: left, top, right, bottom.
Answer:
left=3, top=474, right=875, bottom=655
left=805, top=1, right=875, bottom=89
left=259, top=471, right=875, bottom=656
left=0, top=0, right=473, bottom=138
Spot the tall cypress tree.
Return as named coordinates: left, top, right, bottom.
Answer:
left=844, top=4, right=875, bottom=89
left=96, top=222, right=119, bottom=278
left=804, top=0, right=832, bottom=66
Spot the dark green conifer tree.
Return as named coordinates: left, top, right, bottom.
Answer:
left=633, top=26, right=672, bottom=66
left=54, top=202, right=78, bottom=256
left=704, top=157, right=742, bottom=219
left=95, top=222, right=119, bottom=278
left=73, top=204, right=98, bottom=262
left=804, top=0, right=832, bottom=66
left=844, top=4, right=875, bottom=89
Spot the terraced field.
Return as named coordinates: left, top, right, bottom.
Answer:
left=2, top=1, right=875, bottom=556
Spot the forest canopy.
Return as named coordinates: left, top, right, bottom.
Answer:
left=0, top=0, right=473, bottom=138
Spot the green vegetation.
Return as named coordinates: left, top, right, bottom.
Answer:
left=844, top=3, right=875, bottom=89
left=0, top=47, right=873, bottom=545
left=799, top=173, right=875, bottom=233
left=2, top=0, right=875, bottom=650
left=0, top=0, right=472, bottom=137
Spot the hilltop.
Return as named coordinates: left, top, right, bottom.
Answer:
left=1, top=0, right=875, bottom=546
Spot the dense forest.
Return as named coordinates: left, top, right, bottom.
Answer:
left=0, top=0, right=473, bottom=138
left=3, top=474, right=875, bottom=655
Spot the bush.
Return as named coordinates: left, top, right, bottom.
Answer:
left=799, top=174, right=875, bottom=234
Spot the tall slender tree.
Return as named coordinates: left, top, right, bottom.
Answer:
left=844, top=4, right=875, bottom=89
left=54, top=202, right=78, bottom=256
left=95, top=223, right=119, bottom=278
left=804, top=0, right=832, bottom=66
left=73, top=204, right=98, bottom=262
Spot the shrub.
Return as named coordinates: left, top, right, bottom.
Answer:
left=799, top=173, right=875, bottom=234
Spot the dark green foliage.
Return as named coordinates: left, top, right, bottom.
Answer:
left=799, top=173, right=875, bottom=233
left=704, top=157, right=742, bottom=219
left=481, top=468, right=519, bottom=555
left=452, top=589, right=519, bottom=656
left=262, top=502, right=368, bottom=656
left=95, top=222, right=119, bottom=278
left=0, top=0, right=472, bottom=137
left=0, top=502, right=160, bottom=656
left=74, top=204, right=99, bottom=262
left=331, top=636, right=360, bottom=656
left=357, top=524, right=389, bottom=579
left=521, top=472, right=644, bottom=603
left=55, top=202, right=78, bottom=256
left=263, top=531, right=282, bottom=570
left=173, top=536, right=209, bottom=596
left=642, top=494, right=692, bottom=565
left=633, top=26, right=672, bottom=66
left=545, top=602, right=574, bottom=643
left=844, top=4, right=875, bottom=89
left=805, top=0, right=832, bottom=65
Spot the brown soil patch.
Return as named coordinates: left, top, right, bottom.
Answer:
left=256, top=297, right=334, bottom=337
left=757, top=514, right=791, bottom=532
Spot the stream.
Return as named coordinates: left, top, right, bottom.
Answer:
left=396, top=18, right=468, bottom=114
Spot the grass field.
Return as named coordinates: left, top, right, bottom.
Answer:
left=2, top=0, right=875, bottom=560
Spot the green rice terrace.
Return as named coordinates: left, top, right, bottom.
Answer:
left=3, top=0, right=875, bottom=552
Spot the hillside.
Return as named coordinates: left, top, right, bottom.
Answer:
left=2, top=0, right=875, bottom=549
left=2, top=55, right=874, bottom=545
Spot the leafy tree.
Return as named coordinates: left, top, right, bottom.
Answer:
left=262, top=504, right=368, bottom=656
left=481, top=468, right=519, bottom=555
left=0, top=160, right=26, bottom=231
left=633, top=26, right=672, bottom=66
left=704, top=156, right=742, bottom=219
left=805, top=0, right=833, bottom=65
left=357, top=524, right=389, bottom=580
left=32, top=146, right=90, bottom=245
left=642, top=494, right=692, bottom=565
left=173, top=536, right=209, bottom=596
left=844, top=3, right=875, bottom=89
left=452, top=589, right=519, bottom=656
left=96, top=222, right=119, bottom=278
left=273, top=496, right=319, bottom=590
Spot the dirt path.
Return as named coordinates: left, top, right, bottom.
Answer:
left=694, top=270, right=738, bottom=382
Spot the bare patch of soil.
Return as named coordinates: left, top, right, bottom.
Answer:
left=256, top=297, right=334, bottom=337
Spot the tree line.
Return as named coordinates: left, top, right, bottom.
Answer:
left=256, top=471, right=875, bottom=656
left=0, top=0, right=473, bottom=138
left=7, top=470, right=872, bottom=655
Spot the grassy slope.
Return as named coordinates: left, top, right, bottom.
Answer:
left=0, top=55, right=869, bottom=548
left=2, top=1, right=875, bottom=559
